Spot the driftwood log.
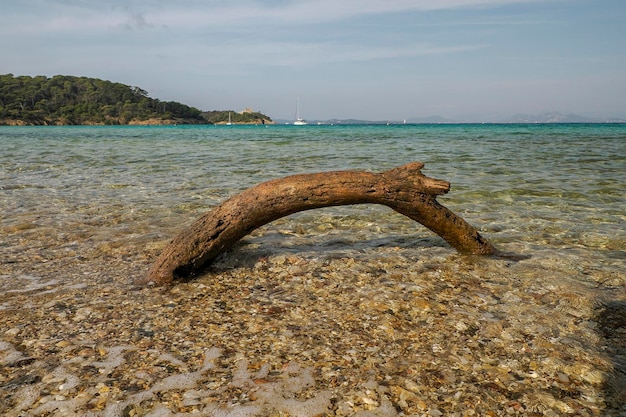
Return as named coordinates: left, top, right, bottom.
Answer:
left=142, top=162, right=497, bottom=285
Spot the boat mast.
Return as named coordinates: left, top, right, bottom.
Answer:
left=294, top=98, right=307, bottom=125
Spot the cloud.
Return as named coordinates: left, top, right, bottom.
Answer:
left=2, top=0, right=547, bottom=36
left=142, top=0, right=541, bottom=29
left=121, top=12, right=154, bottom=30
left=213, top=40, right=486, bottom=69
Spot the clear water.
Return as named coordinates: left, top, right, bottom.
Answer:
left=1, top=124, right=625, bottom=414
left=2, top=124, right=624, bottom=254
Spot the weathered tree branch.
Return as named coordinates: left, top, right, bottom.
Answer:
left=141, top=162, right=497, bottom=285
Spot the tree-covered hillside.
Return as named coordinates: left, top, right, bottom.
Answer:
left=202, top=109, right=274, bottom=125
left=0, top=74, right=208, bottom=125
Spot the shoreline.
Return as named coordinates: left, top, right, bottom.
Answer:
left=2, top=223, right=625, bottom=415
left=0, top=117, right=211, bottom=126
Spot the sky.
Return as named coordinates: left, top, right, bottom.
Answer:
left=2, top=0, right=625, bottom=121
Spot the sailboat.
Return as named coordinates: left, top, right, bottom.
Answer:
left=293, top=98, right=307, bottom=125
left=226, top=112, right=232, bottom=126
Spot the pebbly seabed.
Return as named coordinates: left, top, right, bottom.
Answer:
left=1, top=124, right=625, bottom=416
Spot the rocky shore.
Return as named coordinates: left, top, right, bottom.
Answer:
left=2, top=215, right=625, bottom=416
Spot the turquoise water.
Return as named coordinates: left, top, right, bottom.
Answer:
left=2, top=123, right=624, bottom=253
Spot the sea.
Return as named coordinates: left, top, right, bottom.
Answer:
left=1, top=123, right=625, bottom=416
left=2, top=123, right=624, bottom=258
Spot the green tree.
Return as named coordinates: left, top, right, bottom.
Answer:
left=0, top=74, right=211, bottom=125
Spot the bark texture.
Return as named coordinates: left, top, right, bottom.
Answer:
left=142, top=162, right=496, bottom=285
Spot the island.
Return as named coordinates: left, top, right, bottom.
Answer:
left=202, top=108, right=274, bottom=125
left=0, top=74, right=273, bottom=126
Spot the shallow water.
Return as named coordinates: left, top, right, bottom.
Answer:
left=1, top=124, right=625, bottom=415
left=2, top=124, right=623, bottom=278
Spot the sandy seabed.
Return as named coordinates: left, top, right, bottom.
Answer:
left=1, top=214, right=625, bottom=417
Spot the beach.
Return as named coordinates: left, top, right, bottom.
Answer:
left=1, top=124, right=625, bottom=416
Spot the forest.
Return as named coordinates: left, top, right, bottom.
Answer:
left=0, top=74, right=270, bottom=125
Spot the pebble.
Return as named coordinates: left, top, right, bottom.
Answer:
left=55, top=340, right=72, bottom=348
left=5, top=328, right=20, bottom=337
left=1, top=245, right=623, bottom=416
left=557, top=372, right=570, bottom=383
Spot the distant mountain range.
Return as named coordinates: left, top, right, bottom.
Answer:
left=276, top=112, right=625, bottom=125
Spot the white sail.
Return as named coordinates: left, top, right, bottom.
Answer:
left=294, top=98, right=307, bottom=125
